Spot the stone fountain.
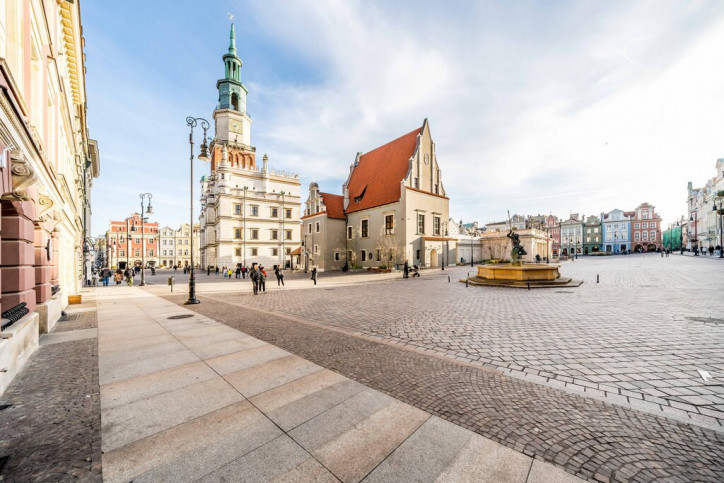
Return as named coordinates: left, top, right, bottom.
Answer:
left=464, top=228, right=582, bottom=288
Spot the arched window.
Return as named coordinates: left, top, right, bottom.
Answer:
left=231, top=93, right=239, bottom=111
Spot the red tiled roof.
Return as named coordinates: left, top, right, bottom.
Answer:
left=320, top=192, right=345, bottom=219
left=346, top=125, right=422, bottom=214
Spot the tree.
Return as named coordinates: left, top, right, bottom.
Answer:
left=375, top=222, right=401, bottom=267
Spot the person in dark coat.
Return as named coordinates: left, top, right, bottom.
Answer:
left=259, top=266, right=267, bottom=293
left=311, top=266, right=318, bottom=285
left=250, top=265, right=259, bottom=294
left=275, top=267, right=284, bottom=286
left=403, top=260, right=409, bottom=278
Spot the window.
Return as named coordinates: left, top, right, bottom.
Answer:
left=417, top=214, right=425, bottom=234
left=169, top=240, right=174, bottom=246
left=234, top=228, right=242, bottom=239
left=119, top=250, right=125, bottom=257
left=334, top=252, right=341, bottom=261
left=433, top=216, right=440, bottom=236
left=184, top=240, right=188, bottom=245
left=251, top=248, right=258, bottom=256
left=234, top=204, right=242, bottom=215
left=250, top=205, right=259, bottom=216
left=642, top=231, right=648, bottom=240
left=650, top=231, right=656, bottom=240
left=314, top=245, right=319, bottom=254
left=134, top=249, right=140, bottom=256
left=285, top=208, right=292, bottom=219
left=271, top=230, right=279, bottom=240
left=235, top=248, right=241, bottom=256
left=347, top=226, right=353, bottom=239
left=416, top=249, right=420, bottom=260
left=285, top=248, right=291, bottom=255
left=271, top=207, right=279, bottom=218
left=251, top=229, right=259, bottom=240
left=414, top=177, right=419, bottom=189
left=376, top=249, right=381, bottom=261
left=643, top=212, right=649, bottom=220
left=308, top=223, right=312, bottom=234
left=178, top=249, right=182, bottom=255
left=315, top=222, right=320, bottom=233
left=285, top=230, right=292, bottom=240
left=184, top=250, right=188, bottom=256
left=135, top=238, right=141, bottom=244
left=272, top=248, right=278, bottom=256
left=361, top=219, right=369, bottom=238
left=149, top=250, right=154, bottom=256
left=634, top=223, right=640, bottom=229
left=642, top=222, right=648, bottom=229
left=361, top=250, right=367, bottom=262
left=385, top=215, right=394, bottom=235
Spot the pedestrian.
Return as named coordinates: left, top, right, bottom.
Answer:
left=236, top=266, right=241, bottom=279
left=311, top=266, right=318, bottom=285
left=275, top=266, right=284, bottom=286
left=216, top=266, right=220, bottom=275
left=124, top=267, right=134, bottom=286
left=250, top=264, right=259, bottom=294
left=228, top=268, right=233, bottom=278
left=259, top=266, right=267, bottom=293
left=535, top=254, right=541, bottom=263
left=207, top=266, right=211, bottom=276
left=114, top=269, right=123, bottom=285
left=101, top=267, right=111, bottom=286
left=403, top=260, right=409, bottom=278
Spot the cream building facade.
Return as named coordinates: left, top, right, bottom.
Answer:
left=304, top=119, right=455, bottom=271
left=0, top=0, right=98, bottom=394
left=159, top=223, right=200, bottom=268
left=301, top=185, right=346, bottom=271
left=199, top=24, right=301, bottom=270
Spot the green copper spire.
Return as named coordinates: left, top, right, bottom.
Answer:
left=229, top=23, right=237, bottom=56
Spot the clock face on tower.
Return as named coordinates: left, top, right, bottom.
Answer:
left=230, top=121, right=242, bottom=134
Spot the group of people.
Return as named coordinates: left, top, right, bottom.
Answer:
left=98, top=267, right=137, bottom=286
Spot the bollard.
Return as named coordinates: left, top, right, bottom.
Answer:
left=597, top=274, right=599, bottom=284
left=466, top=279, right=469, bottom=287
left=527, top=282, right=530, bottom=290
left=168, top=276, right=175, bottom=293
left=448, top=276, right=450, bottom=283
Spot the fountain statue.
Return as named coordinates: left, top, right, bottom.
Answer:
left=507, top=228, right=527, bottom=266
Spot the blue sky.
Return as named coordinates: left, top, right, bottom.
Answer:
left=85, top=1, right=724, bottom=234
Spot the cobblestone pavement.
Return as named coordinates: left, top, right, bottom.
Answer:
left=162, top=254, right=724, bottom=430
left=0, top=301, right=101, bottom=482
left=162, top=287, right=724, bottom=483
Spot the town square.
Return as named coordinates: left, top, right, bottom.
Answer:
left=1, top=1, right=724, bottom=482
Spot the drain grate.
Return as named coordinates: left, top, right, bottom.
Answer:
left=59, top=313, right=83, bottom=322
left=555, top=291, right=574, bottom=294
left=167, top=314, right=194, bottom=320
left=685, top=316, right=724, bottom=326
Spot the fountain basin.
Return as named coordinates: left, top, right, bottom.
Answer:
left=477, top=263, right=559, bottom=281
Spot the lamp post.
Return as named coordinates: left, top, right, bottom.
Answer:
left=441, top=221, right=446, bottom=271
left=713, top=193, right=724, bottom=258
left=243, top=186, right=248, bottom=269
left=126, top=218, right=130, bottom=269
left=185, top=116, right=210, bottom=305
left=138, top=193, right=153, bottom=286
left=690, top=211, right=698, bottom=255
left=469, top=227, right=477, bottom=267
left=280, top=191, right=285, bottom=270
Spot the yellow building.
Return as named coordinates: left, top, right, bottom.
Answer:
left=0, top=0, right=98, bottom=394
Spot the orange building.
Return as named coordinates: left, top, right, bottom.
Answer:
left=106, top=213, right=159, bottom=269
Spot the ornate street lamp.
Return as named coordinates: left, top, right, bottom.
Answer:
left=280, top=190, right=285, bottom=270
left=186, top=116, right=210, bottom=304
left=138, top=193, right=153, bottom=286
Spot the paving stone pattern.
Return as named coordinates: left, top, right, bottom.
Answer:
left=0, top=308, right=101, bottom=482
left=196, top=255, right=724, bottom=429
left=165, top=276, right=724, bottom=482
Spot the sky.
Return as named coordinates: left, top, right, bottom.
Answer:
left=84, top=0, right=724, bottom=235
